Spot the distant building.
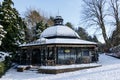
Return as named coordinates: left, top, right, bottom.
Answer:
left=19, top=16, right=98, bottom=66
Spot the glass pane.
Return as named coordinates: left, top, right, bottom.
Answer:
left=64, top=48, right=76, bottom=64
left=58, top=47, right=65, bottom=64
left=47, top=47, right=54, bottom=60
left=58, top=47, right=77, bottom=64
left=76, top=48, right=82, bottom=63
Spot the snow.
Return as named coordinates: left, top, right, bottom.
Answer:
left=0, top=51, right=10, bottom=62
left=40, top=63, right=101, bottom=70
left=45, top=38, right=97, bottom=45
left=20, top=38, right=96, bottom=47
left=1, top=53, right=120, bottom=80
left=0, top=34, right=5, bottom=38
left=0, top=41, right=1, bottom=45
left=0, top=25, right=7, bottom=46
left=40, top=25, right=80, bottom=39
left=0, top=25, right=3, bottom=28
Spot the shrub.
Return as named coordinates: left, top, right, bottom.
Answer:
left=0, top=62, right=5, bottom=77
left=0, top=58, right=11, bottom=77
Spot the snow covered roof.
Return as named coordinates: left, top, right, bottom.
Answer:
left=45, top=38, right=96, bottom=45
left=40, top=25, right=80, bottom=39
left=20, top=38, right=97, bottom=47
left=20, top=16, right=97, bottom=47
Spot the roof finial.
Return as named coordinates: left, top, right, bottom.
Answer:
left=57, top=9, right=59, bottom=16
left=54, top=10, right=63, bottom=26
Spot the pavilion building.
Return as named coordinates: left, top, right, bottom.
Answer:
left=19, top=16, right=98, bottom=66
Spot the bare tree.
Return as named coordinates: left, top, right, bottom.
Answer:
left=24, top=8, right=54, bottom=41
left=24, top=9, right=54, bottom=28
left=110, top=0, right=120, bottom=46
left=24, top=9, right=44, bottom=28
left=82, top=0, right=109, bottom=46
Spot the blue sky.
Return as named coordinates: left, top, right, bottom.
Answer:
left=0, top=0, right=106, bottom=43
left=12, top=0, right=82, bottom=28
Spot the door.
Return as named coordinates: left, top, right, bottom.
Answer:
left=32, top=49, right=41, bottom=65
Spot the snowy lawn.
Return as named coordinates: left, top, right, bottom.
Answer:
left=1, top=53, right=120, bottom=80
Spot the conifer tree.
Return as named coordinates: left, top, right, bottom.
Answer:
left=0, top=0, right=26, bottom=52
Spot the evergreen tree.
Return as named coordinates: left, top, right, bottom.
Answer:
left=0, top=0, right=26, bottom=52
left=65, top=22, right=74, bottom=30
left=32, top=21, right=48, bottom=40
left=92, top=35, right=99, bottom=42
left=77, top=27, right=89, bottom=40
left=76, top=27, right=98, bottom=42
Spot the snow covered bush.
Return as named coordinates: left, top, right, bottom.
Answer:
left=109, top=45, right=120, bottom=57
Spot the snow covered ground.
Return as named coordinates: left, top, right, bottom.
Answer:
left=1, top=53, right=120, bottom=80
left=40, top=63, right=101, bottom=70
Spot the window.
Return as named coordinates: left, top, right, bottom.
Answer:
left=58, top=50, right=64, bottom=60
left=47, top=47, right=54, bottom=60
left=58, top=47, right=76, bottom=64
left=58, top=47, right=65, bottom=64
left=83, top=51, right=89, bottom=56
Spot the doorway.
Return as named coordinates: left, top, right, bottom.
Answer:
left=32, top=49, right=41, bottom=65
